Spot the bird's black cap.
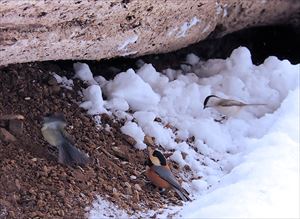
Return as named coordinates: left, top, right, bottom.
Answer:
left=153, top=150, right=167, bottom=166
left=203, top=95, right=217, bottom=109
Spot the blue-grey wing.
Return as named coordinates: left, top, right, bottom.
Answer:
left=151, top=165, right=182, bottom=190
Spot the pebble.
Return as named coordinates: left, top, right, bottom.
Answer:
left=130, top=175, right=137, bottom=180
left=48, top=77, right=58, bottom=86
left=134, top=184, right=142, bottom=191
left=9, top=119, right=23, bottom=136
left=15, top=179, right=21, bottom=190
left=0, top=127, right=16, bottom=142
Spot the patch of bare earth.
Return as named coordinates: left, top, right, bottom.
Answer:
left=0, top=63, right=185, bottom=218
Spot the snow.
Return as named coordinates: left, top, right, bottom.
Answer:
left=80, top=85, right=107, bottom=115
left=104, top=68, right=160, bottom=111
left=73, top=62, right=97, bottom=85
left=120, top=121, right=147, bottom=150
left=67, top=47, right=299, bottom=218
left=176, top=88, right=299, bottom=218
left=87, top=196, right=128, bottom=219
left=51, top=73, right=74, bottom=90
left=73, top=62, right=107, bottom=115
left=186, top=53, right=200, bottom=65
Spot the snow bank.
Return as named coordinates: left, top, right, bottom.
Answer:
left=75, top=46, right=299, bottom=218
left=177, top=88, right=299, bottom=218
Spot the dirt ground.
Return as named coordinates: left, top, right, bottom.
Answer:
left=0, top=63, right=186, bottom=218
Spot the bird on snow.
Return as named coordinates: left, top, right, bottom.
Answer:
left=203, top=95, right=266, bottom=119
left=41, top=113, right=89, bottom=166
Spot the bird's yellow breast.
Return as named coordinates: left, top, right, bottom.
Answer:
left=41, top=126, right=63, bottom=146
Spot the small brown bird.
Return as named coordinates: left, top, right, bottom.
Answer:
left=146, top=147, right=191, bottom=201
left=41, top=113, right=89, bottom=166
left=203, top=95, right=266, bottom=118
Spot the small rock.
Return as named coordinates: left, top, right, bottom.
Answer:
left=15, top=179, right=21, bottom=190
left=58, top=190, right=65, bottom=197
left=0, top=119, right=7, bottom=127
left=133, top=190, right=140, bottom=202
left=0, top=114, right=24, bottom=120
left=37, top=199, right=45, bottom=208
left=123, top=134, right=137, bottom=146
left=51, top=85, right=61, bottom=93
left=124, top=182, right=132, bottom=195
left=124, top=182, right=131, bottom=188
left=8, top=211, right=14, bottom=218
left=29, top=188, right=36, bottom=195
left=183, top=164, right=192, bottom=172
left=48, top=76, right=58, bottom=86
left=9, top=119, right=23, bottom=136
left=43, top=166, right=48, bottom=173
left=134, top=184, right=142, bottom=191
left=106, top=185, right=113, bottom=191
left=130, top=175, right=137, bottom=180
left=112, top=146, right=129, bottom=161
left=0, top=128, right=17, bottom=142
left=31, top=158, right=37, bottom=162
left=112, top=188, right=119, bottom=198
left=154, top=117, right=162, bottom=122
left=181, top=152, right=188, bottom=160
left=58, top=209, right=65, bottom=216
left=24, top=97, right=31, bottom=100
left=164, top=123, right=173, bottom=129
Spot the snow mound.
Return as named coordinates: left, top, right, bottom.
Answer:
left=80, top=85, right=107, bottom=115
left=104, top=68, right=160, bottom=111
left=73, top=46, right=299, bottom=218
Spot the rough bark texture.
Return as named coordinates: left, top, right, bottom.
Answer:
left=0, top=0, right=299, bottom=66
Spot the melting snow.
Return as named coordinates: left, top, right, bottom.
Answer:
left=71, top=47, right=299, bottom=218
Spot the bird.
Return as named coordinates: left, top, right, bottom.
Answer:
left=203, top=95, right=266, bottom=119
left=146, top=147, right=191, bottom=202
left=41, top=113, right=89, bottom=166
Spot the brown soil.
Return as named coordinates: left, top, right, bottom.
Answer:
left=0, top=63, right=184, bottom=218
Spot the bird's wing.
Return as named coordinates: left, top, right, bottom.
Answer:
left=152, top=165, right=190, bottom=201
left=61, top=129, right=76, bottom=145
left=219, top=99, right=245, bottom=107
left=151, top=165, right=183, bottom=191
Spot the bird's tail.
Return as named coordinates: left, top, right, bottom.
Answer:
left=58, top=139, right=89, bottom=166
left=174, top=187, right=191, bottom=202
left=245, top=103, right=267, bottom=106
